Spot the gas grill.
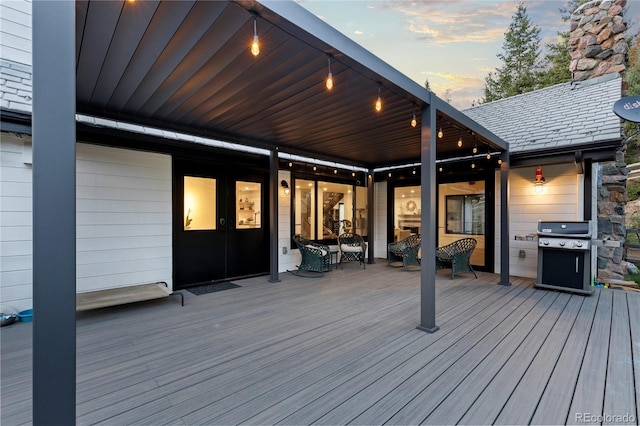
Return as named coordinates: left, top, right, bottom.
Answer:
left=535, top=220, right=593, bottom=295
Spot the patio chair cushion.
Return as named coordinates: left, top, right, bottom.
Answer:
left=307, top=245, right=328, bottom=256
left=340, top=244, right=364, bottom=253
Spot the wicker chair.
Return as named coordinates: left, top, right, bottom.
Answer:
left=289, top=235, right=331, bottom=277
left=435, top=238, right=478, bottom=279
left=337, top=232, right=367, bottom=269
left=388, top=234, right=421, bottom=271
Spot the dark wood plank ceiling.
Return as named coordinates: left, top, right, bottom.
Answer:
left=75, top=0, right=506, bottom=169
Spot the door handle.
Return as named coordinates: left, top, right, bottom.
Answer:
left=220, top=218, right=225, bottom=226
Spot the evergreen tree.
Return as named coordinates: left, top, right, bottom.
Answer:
left=483, top=3, right=542, bottom=102
left=537, top=0, right=588, bottom=88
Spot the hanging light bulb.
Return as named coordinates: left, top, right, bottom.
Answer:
left=473, top=144, right=478, bottom=154
left=313, top=165, right=317, bottom=171
left=410, top=105, right=417, bottom=127
left=498, top=159, right=502, bottom=165
left=288, top=162, right=293, bottom=167
left=471, top=162, right=476, bottom=169
left=438, top=166, right=443, bottom=172
left=457, top=131, right=463, bottom=148
left=412, top=168, right=416, bottom=175
left=334, top=169, right=338, bottom=174
left=486, top=151, right=491, bottom=160
left=251, top=15, right=260, bottom=56
left=437, top=127, right=443, bottom=138
left=375, top=86, right=382, bottom=112
left=325, top=56, right=333, bottom=90
left=352, top=171, right=356, bottom=177
left=388, top=172, right=392, bottom=178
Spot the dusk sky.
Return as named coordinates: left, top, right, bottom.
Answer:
left=298, top=0, right=639, bottom=110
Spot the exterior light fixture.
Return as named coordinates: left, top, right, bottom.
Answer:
left=388, top=172, right=392, bottom=178
left=334, top=169, right=338, bottom=174
left=486, top=151, right=491, bottom=160
left=439, top=166, right=443, bottom=172
left=437, top=127, right=443, bottom=138
left=280, top=180, right=290, bottom=195
left=288, top=162, right=293, bottom=167
left=534, top=166, right=545, bottom=194
left=473, top=144, right=478, bottom=154
left=412, top=168, right=416, bottom=175
left=325, top=56, right=333, bottom=90
left=471, top=162, right=476, bottom=169
left=410, top=105, right=417, bottom=127
left=457, top=131, right=463, bottom=148
left=352, top=170, right=356, bottom=177
left=375, top=85, right=382, bottom=112
left=251, top=15, right=260, bottom=56
left=498, top=159, right=502, bottom=165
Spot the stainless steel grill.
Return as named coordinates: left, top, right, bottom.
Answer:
left=535, top=220, right=593, bottom=295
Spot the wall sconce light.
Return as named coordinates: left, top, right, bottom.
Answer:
left=250, top=14, right=260, bottom=56
left=534, top=166, right=545, bottom=194
left=281, top=180, right=290, bottom=195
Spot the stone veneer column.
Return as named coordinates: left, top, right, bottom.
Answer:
left=569, top=0, right=627, bottom=81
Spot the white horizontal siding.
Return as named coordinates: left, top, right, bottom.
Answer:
left=0, top=134, right=33, bottom=311
left=374, top=181, right=387, bottom=259
left=0, top=136, right=173, bottom=311
left=505, top=163, right=580, bottom=278
left=0, top=1, right=32, bottom=66
left=75, top=143, right=172, bottom=292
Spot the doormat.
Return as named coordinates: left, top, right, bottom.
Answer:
left=186, top=282, right=241, bottom=295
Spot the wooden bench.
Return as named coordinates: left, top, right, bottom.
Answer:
left=76, top=282, right=183, bottom=311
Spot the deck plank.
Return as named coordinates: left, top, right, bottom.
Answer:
left=2, top=263, right=639, bottom=426
left=566, top=289, right=613, bottom=424
left=602, top=292, right=636, bottom=423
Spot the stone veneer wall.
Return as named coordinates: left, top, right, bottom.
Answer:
left=570, top=0, right=630, bottom=280
left=598, top=151, right=629, bottom=280
left=569, top=0, right=627, bottom=81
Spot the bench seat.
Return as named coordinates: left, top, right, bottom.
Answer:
left=76, top=282, right=183, bottom=311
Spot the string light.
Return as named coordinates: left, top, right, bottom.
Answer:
left=251, top=15, right=260, bottom=56
left=325, top=56, right=333, bottom=90
left=375, top=85, right=382, bottom=112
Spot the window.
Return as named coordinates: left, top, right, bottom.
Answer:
left=293, top=178, right=367, bottom=241
left=236, top=181, right=261, bottom=228
left=183, top=176, right=216, bottom=231
left=445, top=194, right=485, bottom=235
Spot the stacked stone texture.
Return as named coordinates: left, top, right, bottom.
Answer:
left=569, top=0, right=627, bottom=81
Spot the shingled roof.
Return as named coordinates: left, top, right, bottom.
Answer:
left=463, top=73, right=623, bottom=155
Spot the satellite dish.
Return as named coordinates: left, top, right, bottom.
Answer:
left=613, top=95, right=640, bottom=123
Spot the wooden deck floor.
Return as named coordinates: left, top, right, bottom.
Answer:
left=2, top=261, right=639, bottom=425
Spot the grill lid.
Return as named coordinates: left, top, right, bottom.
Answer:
left=537, top=220, right=591, bottom=238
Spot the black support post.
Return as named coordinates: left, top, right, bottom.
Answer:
left=32, top=1, right=77, bottom=424
left=499, top=151, right=512, bottom=286
left=269, top=149, right=280, bottom=282
left=417, top=100, right=439, bottom=333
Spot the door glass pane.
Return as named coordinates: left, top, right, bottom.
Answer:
left=184, top=176, right=216, bottom=231
left=295, top=180, right=315, bottom=239
left=236, top=181, right=261, bottom=228
left=318, top=181, right=353, bottom=240
left=355, top=186, right=368, bottom=236
left=439, top=181, right=485, bottom=267
left=394, top=186, right=421, bottom=241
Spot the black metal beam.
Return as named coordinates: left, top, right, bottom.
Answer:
left=32, top=1, right=76, bottom=424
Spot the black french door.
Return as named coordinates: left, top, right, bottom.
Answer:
left=173, top=157, right=269, bottom=288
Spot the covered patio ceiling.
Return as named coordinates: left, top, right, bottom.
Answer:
left=75, top=0, right=507, bottom=169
